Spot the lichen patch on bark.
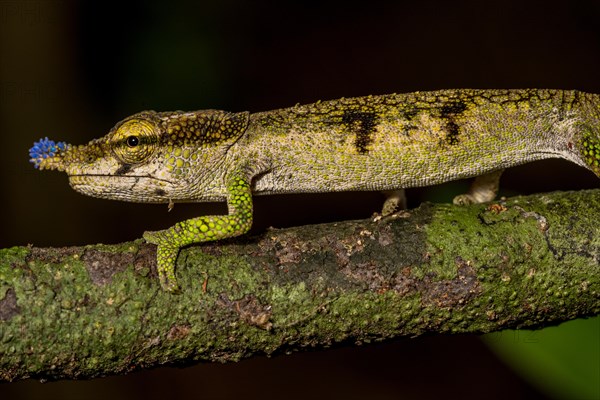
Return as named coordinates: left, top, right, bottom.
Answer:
left=420, top=257, right=481, bottom=307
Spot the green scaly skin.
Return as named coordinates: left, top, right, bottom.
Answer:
left=29, top=89, right=600, bottom=292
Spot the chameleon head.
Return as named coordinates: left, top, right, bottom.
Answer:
left=29, top=110, right=250, bottom=203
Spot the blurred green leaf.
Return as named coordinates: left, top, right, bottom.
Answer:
left=483, top=316, right=600, bottom=400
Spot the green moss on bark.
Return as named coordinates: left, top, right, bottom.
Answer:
left=0, top=190, right=598, bottom=381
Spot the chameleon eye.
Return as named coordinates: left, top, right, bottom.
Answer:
left=112, top=118, right=159, bottom=165
left=126, top=135, right=139, bottom=147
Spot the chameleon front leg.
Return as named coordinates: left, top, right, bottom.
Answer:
left=453, top=169, right=504, bottom=205
left=143, top=173, right=253, bottom=292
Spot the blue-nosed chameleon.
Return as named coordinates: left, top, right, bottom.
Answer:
left=29, top=89, right=600, bottom=292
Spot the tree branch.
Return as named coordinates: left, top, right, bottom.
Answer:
left=0, top=190, right=599, bottom=381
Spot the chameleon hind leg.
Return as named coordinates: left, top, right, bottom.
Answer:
left=143, top=174, right=253, bottom=292
left=373, top=189, right=408, bottom=222
left=453, top=169, right=504, bottom=205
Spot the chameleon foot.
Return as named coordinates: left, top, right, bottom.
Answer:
left=373, top=209, right=411, bottom=222
left=452, top=194, right=476, bottom=205
left=143, top=230, right=182, bottom=293
left=373, top=189, right=408, bottom=221
left=453, top=169, right=504, bottom=206
left=381, top=189, right=407, bottom=216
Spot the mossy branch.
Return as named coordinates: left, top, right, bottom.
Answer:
left=1, top=190, right=599, bottom=381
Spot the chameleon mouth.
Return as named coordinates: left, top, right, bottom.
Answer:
left=68, top=174, right=176, bottom=203
left=69, top=174, right=174, bottom=185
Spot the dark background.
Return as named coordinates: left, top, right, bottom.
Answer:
left=1, top=1, right=599, bottom=399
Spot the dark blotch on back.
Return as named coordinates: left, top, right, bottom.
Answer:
left=440, top=101, right=467, bottom=145
left=401, top=106, right=419, bottom=121
left=342, top=111, right=378, bottom=154
left=440, top=102, right=467, bottom=116
left=445, top=121, right=460, bottom=145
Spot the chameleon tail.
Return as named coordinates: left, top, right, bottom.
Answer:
left=29, top=137, right=69, bottom=171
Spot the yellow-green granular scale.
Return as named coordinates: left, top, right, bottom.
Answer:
left=582, top=129, right=600, bottom=173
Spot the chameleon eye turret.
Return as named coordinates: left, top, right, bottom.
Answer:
left=110, top=117, right=160, bottom=165
left=30, top=89, right=600, bottom=292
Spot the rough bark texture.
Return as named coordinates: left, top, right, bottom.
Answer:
left=0, top=190, right=599, bottom=381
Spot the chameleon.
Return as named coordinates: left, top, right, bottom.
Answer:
left=29, top=89, right=600, bottom=292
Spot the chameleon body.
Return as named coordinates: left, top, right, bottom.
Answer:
left=29, top=89, right=600, bottom=292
